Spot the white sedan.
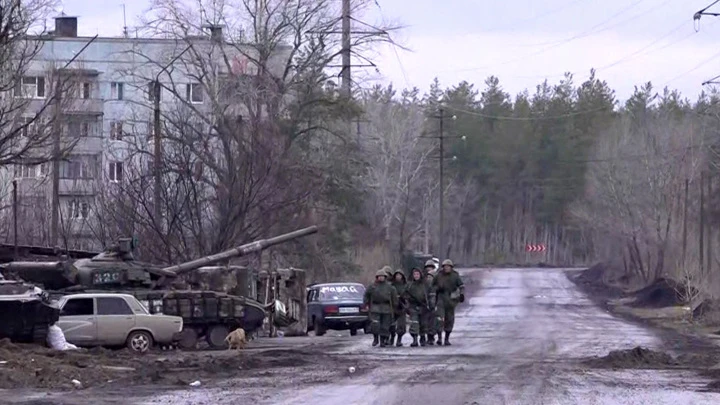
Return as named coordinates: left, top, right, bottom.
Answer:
left=55, top=293, right=183, bottom=353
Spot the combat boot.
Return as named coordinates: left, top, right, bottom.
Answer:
left=372, top=334, right=379, bottom=347
left=444, top=331, right=451, bottom=346
left=396, top=333, right=404, bottom=347
left=426, top=334, right=435, bottom=345
left=419, top=335, right=426, bottom=347
left=410, top=334, right=419, bottom=347
left=388, top=333, right=395, bottom=346
left=437, top=333, right=442, bottom=344
left=379, top=336, right=387, bottom=347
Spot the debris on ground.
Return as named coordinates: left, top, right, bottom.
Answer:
left=572, top=263, right=625, bottom=298
left=582, top=346, right=679, bottom=369
left=630, top=278, right=694, bottom=309
left=692, top=299, right=720, bottom=327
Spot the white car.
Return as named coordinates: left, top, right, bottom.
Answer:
left=55, top=293, right=183, bottom=353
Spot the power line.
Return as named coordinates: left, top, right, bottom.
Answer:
left=440, top=104, right=612, bottom=121
left=439, top=0, right=650, bottom=73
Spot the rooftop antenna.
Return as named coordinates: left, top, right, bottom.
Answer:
left=122, top=4, right=129, bottom=37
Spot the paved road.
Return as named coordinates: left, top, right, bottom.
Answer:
left=29, top=267, right=717, bottom=404
left=260, top=268, right=717, bottom=404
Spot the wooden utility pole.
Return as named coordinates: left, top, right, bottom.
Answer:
left=439, top=108, right=445, bottom=260
left=50, top=76, right=62, bottom=247
left=682, top=178, right=689, bottom=267
left=707, top=174, right=713, bottom=274
left=153, top=80, right=162, bottom=224
left=12, top=180, right=18, bottom=259
left=700, top=171, right=705, bottom=274
left=340, top=0, right=351, bottom=98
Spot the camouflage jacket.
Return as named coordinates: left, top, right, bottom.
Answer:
left=404, top=280, right=432, bottom=309
left=432, top=270, right=464, bottom=307
left=364, top=281, right=398, bottom=314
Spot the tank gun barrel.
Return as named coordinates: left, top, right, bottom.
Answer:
left=161, top=226, right=318, bottom=276
left=0, top=261, right=65, bottom=271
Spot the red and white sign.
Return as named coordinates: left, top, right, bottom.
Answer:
left=526, top=244, right=546, bottom=252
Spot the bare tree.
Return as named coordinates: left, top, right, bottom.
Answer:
left=87, top=0, right=398, bottom=268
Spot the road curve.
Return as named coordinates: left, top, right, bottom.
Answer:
left=264, top=268, right=718, bottom=404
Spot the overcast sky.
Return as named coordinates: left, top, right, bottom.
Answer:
left=59, top=0, right=720, bottom=102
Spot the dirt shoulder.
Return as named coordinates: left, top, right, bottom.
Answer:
left=567, top=265, right=720, bottom=392
left=0, top=337, right=370, bottom=396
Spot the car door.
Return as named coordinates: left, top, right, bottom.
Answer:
left=95, top=296, right=136, bottom=346
left=307, top=288, right=319, bottom=328
left=57, top=297, right=97, bottom=344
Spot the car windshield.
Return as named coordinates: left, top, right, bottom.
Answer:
left=318, top=285, right=364, bottom=301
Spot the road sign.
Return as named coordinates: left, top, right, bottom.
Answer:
left=526, top=244, right=546, bottom=252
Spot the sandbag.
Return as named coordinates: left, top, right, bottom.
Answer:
left=47, top=324, right=78, bottom=350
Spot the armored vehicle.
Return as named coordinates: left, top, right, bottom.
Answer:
left=0, top=275, right=60, bottom=344
left=0, top=226, right=318, bottom=349
left=401, top=250, right=434, bottom=277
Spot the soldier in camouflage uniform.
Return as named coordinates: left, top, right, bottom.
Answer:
left=389, top=269, right=408, bottom=346
left=424, top=271, right=441, bottom=345
left=403, top=267, right=432, bottom=347
left=432, top=259, right=465, bottom=346
left=363, top=268, right=398, bottom=347
left=424, top=260, right=436, bottom=277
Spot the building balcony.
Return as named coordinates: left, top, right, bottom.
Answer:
left=63, top=98, right=104, bottom=116
left=58, top=179, right=96, bottom=196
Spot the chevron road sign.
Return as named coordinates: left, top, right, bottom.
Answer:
left=525, top=244, right=546, bottom=252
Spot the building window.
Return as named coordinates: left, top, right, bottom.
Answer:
left=14, top=163, right=48, bottom=178
left=111, top=82, right=124, bottom=100
left=109, top=161, right=123, bottom=182
left=186, top=83, right=203, bottom=103
left=110, top=121, right=123, bottom=140
left=148, top=81, right=161, bottom=102
left=59, top=155, right=97, bottom=179
left=68, top=199, right=90, bottom=219
left=15, top=76, right=46, bottom=98
left=66, top=120, right=95, bottom=137
left=20, top=116, right=36, bottom=137
left=81, top=82, right=91, bottom=99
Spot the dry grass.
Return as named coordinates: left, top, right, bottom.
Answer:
left=350, top=244, right=392, bottom=284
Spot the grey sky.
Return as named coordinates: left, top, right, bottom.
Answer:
left=59, top=0, right=720, bottom=102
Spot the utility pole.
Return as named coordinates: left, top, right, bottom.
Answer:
left=707, top=174, right=713, bottom=274
left=340, top=0, right=351, bottom=98
left=682, top=178, right=689, bottom=267
left=153, top=80, right=162, bottom=224
left=700, top=171, right=706, bottom=274
left=50, top=76, right=62, bottom=247
left=12, top=180, right=18, bottom=259
left=439, top=108, right=445, bottom=259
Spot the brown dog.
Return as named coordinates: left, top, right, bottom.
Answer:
left=224, top=328, right=247, bottom=350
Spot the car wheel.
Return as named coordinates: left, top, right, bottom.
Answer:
left=126, top=331, right=153, bottom=353
left=314, top=318, right=326, bottom=336
left=206, top=325, right=230, bottom=349
left=177, top=327, right=199, bottom=350
left=350, top=328, right=357, bottom=336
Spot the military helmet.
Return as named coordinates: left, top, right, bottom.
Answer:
left=424, top=260, right=435, bottom=268
left=442, top=259, right=454, bottom=267
left=376, top=269, right=388, bottom=277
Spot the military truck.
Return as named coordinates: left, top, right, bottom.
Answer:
left=0, top=226, right=318, bottom=349
left=401, top=250, right=434, bottom=277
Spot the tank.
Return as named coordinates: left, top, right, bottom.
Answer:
left=0, top=275, right=60, bottom=344
left=0, top=226, right=318, bottom=349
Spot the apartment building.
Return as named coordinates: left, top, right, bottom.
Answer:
left=3, top=15, right=261, bottom=250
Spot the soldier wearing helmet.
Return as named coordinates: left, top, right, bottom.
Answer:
left=363, top=267, right=398, bottom=347
left=431, top=259, right=465, bottom=346
left=389, top=269, right=408, bottom=346
left=424, top=260, right=436, bottom=276
left=424, top=271, right=440, bottom=345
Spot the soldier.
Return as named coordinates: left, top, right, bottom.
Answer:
left=424, top=271, right=440, bottom=345
left=403, top=267, right=431, bottom=347
left=423, top=260, right=436, bottom=276
left=363, top=268, right=398, bottom=347
left=432, top=259, right=465, bottom=346
left=390, top=269, right=408, bottom=347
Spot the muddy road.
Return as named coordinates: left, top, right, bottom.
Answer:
left=7, top=268, right=720, bottom=404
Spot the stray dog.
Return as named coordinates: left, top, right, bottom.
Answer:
left=224, top=328, right=247, bottom=350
